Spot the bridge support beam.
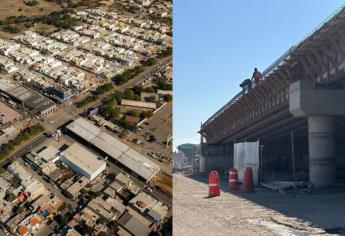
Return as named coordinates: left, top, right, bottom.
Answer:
left=308, top=116, right=335, bottom=187
left=289, top=79, right=345, bottom=187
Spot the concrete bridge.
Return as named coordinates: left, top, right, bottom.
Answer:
left=199, top=6, right=345, bottom=187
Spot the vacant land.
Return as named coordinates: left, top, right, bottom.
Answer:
left=0, top=0, right=61, bottom=20
left=151, top=171, right=172, bottom=195
left=174, top=173, right=345, bottom=236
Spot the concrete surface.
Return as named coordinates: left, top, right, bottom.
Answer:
left=173, top=173, right=345, bottom=236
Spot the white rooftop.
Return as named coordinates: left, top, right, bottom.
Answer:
left=66, top=118, right=160, bottom=181
left=61, top=142, right=106, bottom=177
left=38, top=146, right=59, bottom=162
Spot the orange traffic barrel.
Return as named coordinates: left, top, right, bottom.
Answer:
left=208, top=170, right=220, bottom=197
left=228, top=168, right=239, bottom=191
left=243, top=167, right=254, bottom=193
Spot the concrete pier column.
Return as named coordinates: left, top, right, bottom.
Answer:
left=308, top=116, right=336, bottom=187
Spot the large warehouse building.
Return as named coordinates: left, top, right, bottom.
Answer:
left=66, top=118, right=160, bottom=182
left=60, top=142, right=106, bottom=180
left=0, top=79, right=57, bottom=118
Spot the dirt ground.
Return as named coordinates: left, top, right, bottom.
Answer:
left=173, top=173, right=345, bottom=236
left=0, top=0, right=61, bottom=20
left=151, top=171, right=172, bottom=195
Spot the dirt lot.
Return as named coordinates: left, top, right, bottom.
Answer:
left=0, top=0, right=61, bottom=20
left=173, top=173, right=345, bottom=236
left=151, top=171, right=172, bottom=195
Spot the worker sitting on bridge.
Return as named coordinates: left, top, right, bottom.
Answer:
left=251, top=68, right=262, bottom=85
left=240, top=78, right=252, bottom=94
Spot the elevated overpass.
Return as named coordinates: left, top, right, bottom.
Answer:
left=199, top=5, right=345, bottom=187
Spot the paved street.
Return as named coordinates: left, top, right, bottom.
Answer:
left=174, top=173, right=345, bottom=236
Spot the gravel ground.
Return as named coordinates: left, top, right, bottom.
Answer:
left=173, top=173, right=345, bottom=236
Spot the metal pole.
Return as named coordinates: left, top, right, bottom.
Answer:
left=290, top=131, right=296, bottom=181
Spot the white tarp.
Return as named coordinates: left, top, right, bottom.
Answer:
left=234, top=141, right=259, bottom=185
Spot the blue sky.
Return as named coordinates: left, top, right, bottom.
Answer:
left=173, top=0, right=345, bottom=150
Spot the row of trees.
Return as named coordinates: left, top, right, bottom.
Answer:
left=76, top=95, right=98, bottom=108
left=112, top=66, right=144, bottom=85
left=140, top=57, right=157, bottom=67
left=95, top=82, right=113, bottom=95
left=157, top=79, right=172, bottom=91
left=2, top=25, right=21, bottom=34
left=0, top=124, right=45, bottom=161
left=76, top=83, right=114, bottom=108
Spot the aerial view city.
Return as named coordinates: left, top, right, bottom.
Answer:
left=0, top=0, right=172, bottom=235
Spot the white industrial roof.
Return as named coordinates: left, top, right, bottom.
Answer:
left=38, top=146, right=59, bottom=162
left=61, top=143, right=106, bottom=176
left=66, top=118, right=160, bottom=181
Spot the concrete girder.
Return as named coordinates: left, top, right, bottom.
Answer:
left=305, top=47, right=325, bottom=74
left=327, top=33, right=345, bottom=59
left=244, top=93, right=257, bottom=119
left=262, top=78, right=277, bottom=92
left=302, top=49, right=327, bottom=74
left=297, top=55, right=318, bottom=79
left=224, top=107, right=236, bottom=121
left=207, top=123, right=218, bottom=138
left=268, top=74, right=287, bottom=88
left=297, top=51, right=320, bottom=78
left=240, top=96, right=253, bottom=114
left=248, top=90, right=262, bottom=116
left=238, top=96, right=251, bottom=112
left=317, top=42, right=338, bottom=70
left=203, top=126, right=215, bottom=139
left=253, top=85, right=267, bottom=101
left=299, top=51, right=323, bottom=75
left=226, top=107, right=238, bottom=123
left=247, top=88, right=261, bottom=102
left=234, top=99, right=246, bottom=115
left=335, top=24, right=345, bottom=46
left=241, top=95, right=256, bottom=121
left=265, top=76, right=284, bottom=90
left=257, top=82, right=272, bottom=96
left=274, top=70, right=290, bottom=87
left=277, top=64, right=294, bottom=83
left=219, top=107, right=290, bottom=144
left=244, top=92, right=256, bottom=105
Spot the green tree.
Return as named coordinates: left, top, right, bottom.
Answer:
left=145, top=87, right=156, bottom=93
left=0, top=64, right=6, bottom=74
left=140, top=111, right=153, bottom=119
left=2, top=25, right=21, bottom=34
left=127, top=110, right=139, bottom=117
left=164, top=94, right=172, bottom=102
left=124, top=89, right=135, bottom=100
left=96, top=218, right=106, bottom=225
left=16, top=205, right=26, bottom=214
left=5, top=193, right=16, bottom=202
left=145, top=96, right=157, bottom=103
left=141, top=57, right=157, bottom=66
